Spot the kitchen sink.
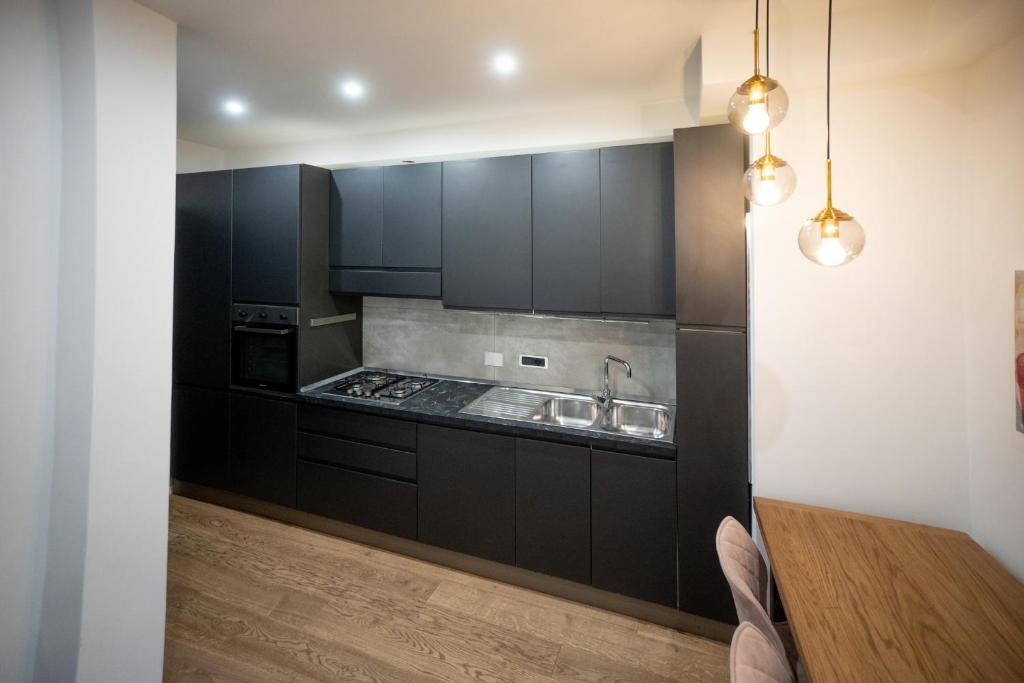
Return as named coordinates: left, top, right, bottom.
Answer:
left=601, top=400, right=672, bottom=440
left=460, top=386, right=674, bottom=442
left=531, top=396, right=600, bottom=428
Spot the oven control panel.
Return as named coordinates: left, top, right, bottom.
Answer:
left=232, top=304, right=299, bottom=326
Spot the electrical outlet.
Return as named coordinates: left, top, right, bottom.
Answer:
left=484, top=351, right=504, bottom=367
left=519, top=354, right=548, bottom=369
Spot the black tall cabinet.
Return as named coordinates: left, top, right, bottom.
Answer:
left=673, top=124, right=750, bottom=624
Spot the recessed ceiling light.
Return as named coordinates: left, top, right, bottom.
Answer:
left=341, top=80, right=366, bottom=99
left=491, top=52, right=518, bottom=77
left=222, top=99, right=246, bottom=116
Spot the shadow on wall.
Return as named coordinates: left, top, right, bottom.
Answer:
left=361, top=297, right=677, bottom=401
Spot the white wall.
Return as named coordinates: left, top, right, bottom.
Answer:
left=5, top=0, right=178, bottom=681
left=177, top=137, right=225, bottom=172
left=750, top=68, right=973, bottom=532
left=0, top=2, right=60, bottom=680
left=962, top=34, right=1024, bottom=578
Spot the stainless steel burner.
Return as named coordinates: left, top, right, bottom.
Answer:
left=329, top=371, right=438, bottom=404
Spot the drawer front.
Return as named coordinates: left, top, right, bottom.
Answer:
left=298, top=432, right=416, bottom=481
left=329, top=269, right=441, bottom=298
left=298, top=404, right=417, bottom=451
left=297, top=461, right=417, bottom=539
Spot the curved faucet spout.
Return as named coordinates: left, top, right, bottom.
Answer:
left=602, top=355, right=632, bottom=404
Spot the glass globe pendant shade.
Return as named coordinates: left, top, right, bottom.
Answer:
left=797, top=211, right=865, bottom=267
left=744, top=152, right=796, bottom=206
left=728, top=74, right=789, bottom=135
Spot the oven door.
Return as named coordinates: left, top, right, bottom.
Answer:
left=231, top=324, right=297, bottom=392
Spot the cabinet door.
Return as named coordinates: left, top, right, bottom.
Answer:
left=330, top=167, right=383, bottom=267
left=418, top=425, right=515, bottom=564
left=592, top=449, right=677, bottom=606
left=174, top=171, right=232, bottom=388
left=232, top=166, right=300, bottom=305
left=442, top=155, right=532, bottom=311
left=532, top=150, right=601, bottom=313
left=229, top=393, right=297, bottom=507
left=383, top=163, right=442, bottom=268
left=600, top=143, right=675, bottom=316
left=171, top=385, right=230, bottom=489
left=674, top=125, right=747, bottom=328
left=676, top=329, right=749, bottom=622
left=515, top=439, right=591, bottom=584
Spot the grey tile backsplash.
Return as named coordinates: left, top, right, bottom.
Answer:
left=362, top=297, right=675, bottom=401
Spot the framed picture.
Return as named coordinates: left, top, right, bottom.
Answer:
left=1017, top=271, right=1024, bottom=433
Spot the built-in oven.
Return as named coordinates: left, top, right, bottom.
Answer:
left=231, top=304, right=299, bottom=392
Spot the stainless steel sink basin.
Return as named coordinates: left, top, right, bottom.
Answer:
left=531, top=396, right=600, bottom=428
left=461, top=386, right=675, bottom=442
left=602, top=400, right=672, bottom=440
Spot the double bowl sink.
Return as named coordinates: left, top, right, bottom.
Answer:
left=461, top=386, right=675, bottom=442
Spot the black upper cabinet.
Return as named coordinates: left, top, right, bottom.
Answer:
left=330, top=167, right=383, bottom=268
left=600, top=143, right=675, bottom=317
left=592, top=448, right=677, bottom=607
left=442, top=155, right=532, bottom=311
left=532, top=150, right=601, bottom=314
left=675, top=125, right=747, bottom=328
left=418, top=425, right=516, bottom=564
left=515, top=439, right=591, bottom=584
left=232, top=166, right=300, bottom=305
left=171, top=384, right=230, bottom=489
left=676, top=329, right=749, bottom=622
left=229, top=393, right=297, bottom=507
left=383, top=163, right=442, bottom=268
left=174, top=171, right=232, bottom=388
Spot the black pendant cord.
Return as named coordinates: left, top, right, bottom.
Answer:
left=765, top=0, right=770, bottom=77
left=826, top=0, right=832, bottom=161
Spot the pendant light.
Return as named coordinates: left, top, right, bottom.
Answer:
left=743, top=0, right=796, bottom=206
left=728, top=0, right=789, bottom=135
left=797, top=0, right=865, bottom=267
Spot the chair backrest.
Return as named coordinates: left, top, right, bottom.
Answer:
left=730, top=622, right=795, bottom=683
left=716, top=517, right=785, bottom=655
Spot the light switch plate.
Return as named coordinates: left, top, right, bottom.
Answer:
left=484, top=351, right=504, bottom=367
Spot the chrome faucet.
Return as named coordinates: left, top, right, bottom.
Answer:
left=601, top=355, right=632, bottom=405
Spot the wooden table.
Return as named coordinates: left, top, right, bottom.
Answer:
left=754, top=497, right=1024, bottom=682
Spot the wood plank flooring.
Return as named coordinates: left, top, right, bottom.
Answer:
left=165, top=495, right=729, bottom=682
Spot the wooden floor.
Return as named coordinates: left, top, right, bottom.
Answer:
left=165, top=495, right=729, bottom=682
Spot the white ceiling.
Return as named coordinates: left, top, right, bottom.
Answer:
left=143, top=0, right=1023, bottom=151
left=142, top=0, right=716, bottom=149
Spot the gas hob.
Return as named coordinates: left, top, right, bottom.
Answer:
left=325, top=370, right=438, bottom=404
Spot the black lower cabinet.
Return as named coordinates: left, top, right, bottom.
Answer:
left=229, top=393, right=297, bottom=507
left=297, top=461, right=417, bottom=539
left=171, top=384, right=230, bottom=490
left=592, top=449, right=677, bottom=607
left=418, top=424, right=515, bottom=564
left=515, top=439, right=591, bottom=584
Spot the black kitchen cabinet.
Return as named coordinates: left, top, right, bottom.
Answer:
left=383, top=163, right=442, bottom=268
left=532, top=150, right=601, bottom=314
left=171, top=385, right=230, bottom=490
left=330, top=167, right=383, bottom=267
left=297, top=461, right=417, bottom=539
left=592, top=448, right=677, bottom=606
left=174, top=170, right=232, bottom=388
left=515, top=439, right=591, bottom=584
left=675, top=125, right=747, bottom=328
left=232, top=165, right=300, bottom=305
left=676, top=329, right=749, bottom=622
left=229, top=393, right=297, bottom=507
left=418, top=424, right=515, bottom=564
left=600, top=143, right=675, bottom=317
left=442, top=155, right=532, bottom=311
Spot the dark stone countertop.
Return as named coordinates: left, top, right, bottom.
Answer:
left=297, top=375, right=676, bottom=459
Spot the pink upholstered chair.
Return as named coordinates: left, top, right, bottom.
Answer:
left=730, top=622, right=795, bottom=683
left=716, top=517, right=799, bottom=669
